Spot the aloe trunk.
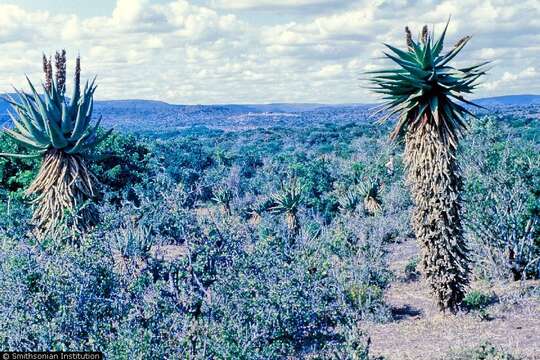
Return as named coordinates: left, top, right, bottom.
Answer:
left=27, top=148, right=99, bottom=235
left=405, top=120, right=468, bottom=309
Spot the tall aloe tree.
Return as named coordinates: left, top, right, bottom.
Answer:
left=368, top=23, right=488, bottom=311
left=1, top=51, right=112, bottom=236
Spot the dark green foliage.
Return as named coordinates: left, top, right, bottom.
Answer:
left=462, top=290, right=496, bottom=311
left=404, top=256, right=420, bottom=281
left=91, top=131, right=151, bottom=192
left=0, top=132, right=39, bottom=195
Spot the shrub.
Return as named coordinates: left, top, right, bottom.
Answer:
left=462, top=290, right=497, bottom=311
left=404, top=257, right=420, bottom=281
left=0, top=169, right=390, bottom=358
left=444, top=342, right=520, bottom=360
left=462, top=118, right=540, bottom=281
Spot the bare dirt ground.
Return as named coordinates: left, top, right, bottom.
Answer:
left=366, top=239, right=540, bottom=360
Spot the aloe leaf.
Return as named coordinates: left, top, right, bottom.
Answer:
left=422, top=39, right=433, bottom=69
left=50, top=78, right=59, bottom=104
left=452, top=101, right=476, bottom=118
left=68, top=81, right=81, bottom=119
left=0, top=152, right=43, bottom=159
left=384, top=53, right=431, bottom=79
left=10, top=102, right=49, bottom=145
left=436, top=36, right=471, bottom=67
left=443, top=102, right=467, bottom=132
left=3, top=128, right=48, bottom=150
left=69, top=97, right=91, bottom=141
left=90, top=114, right=102, bottom=134
left=448, top=93, right=486, bottom=109
left=61, top=103, right=72, bottom=134
left=7, top=110, right=49, bottom=147
left=430, top=95, right=439, bottom=126
left=3, top=95, right=26, bottom=113
left=44, top=114, right=68, bottom=149
left=364, top=69, right=408, bottom=74
left=7, top=111, right=33, bottom=139
left=83, top=97, right=94, bottom=129
left=14, top=89, right=45, bottom=131
left=41, top=83, right=62, bottom=125
left=64, top=130, right=93, bottom=154
left=411, top=103, right=428, bottom=126
left=410, top=39, right=424, bottom=61
left=26, top=77, right=53, bottom=136
left=384, top=43, right=418, bottom=64
left=458, top=61, right=490, bottom=73
left=432, top=18, right=450, bottom=57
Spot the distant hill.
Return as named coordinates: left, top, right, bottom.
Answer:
left=0, top=94, right=537, bottom=133
left=0, top=95, right=372, bottom=132
left=474, top=94, right=540, bottom=106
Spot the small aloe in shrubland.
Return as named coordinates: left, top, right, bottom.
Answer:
left=358, top=179, right=383, bottom=216
left=211, top=184, right=233, bottom=215
left=114, top=224, right=153, bottom=258
left=270, top=179, right=304, bottom=234
left=338, top=189, right=362, bottom=214
left=247, top=195, right=273, bottom=224
left=0, top=52, right=112, bottom=237
left=337, top=180, right=382, bottom=216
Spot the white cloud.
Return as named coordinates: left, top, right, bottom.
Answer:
left=315, top=64, right=344, bottom=78
left=112, top=0, right=147, bottom=27
left=483, top=67, right=538, bottom=91
left=210, top=0, right=354, bottom=10
left=0, top=0, right=539, bottom=103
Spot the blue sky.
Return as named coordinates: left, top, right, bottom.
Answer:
left=0, top=0, right=539, bottom=104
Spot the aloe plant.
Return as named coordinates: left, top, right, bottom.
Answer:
left=338, top=189, right=362, bottom=214
left=368, top=22, right=488, bottom=311
left=248, top=196, right=272, bottom=224
left=0, top=51, right=112, bottom=236
left=357, top=180, right=382, bottom=216
left=211, top=184, right=233, bottom=215
left=270, top=180, right=303, bottom=234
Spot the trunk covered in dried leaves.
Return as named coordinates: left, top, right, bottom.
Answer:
left=404, top=119, right=469, bottom=311
left=27, top=148, right=99, bottom=236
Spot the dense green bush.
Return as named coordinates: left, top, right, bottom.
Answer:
left=0, top=133, right=39, bottom=196
left=462, top=290, right=497, bottom=311
left=462, top=118, right=540, bottom=280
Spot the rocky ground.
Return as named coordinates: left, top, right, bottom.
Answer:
left=366, top=238, right=540, bottom=360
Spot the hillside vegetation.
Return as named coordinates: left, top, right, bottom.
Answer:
left=2, top=95, right=539, bottom=134
left=0, top=107, right=538, bottom=358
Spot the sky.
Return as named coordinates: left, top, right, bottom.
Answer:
left=0, top=0, right=539, bottom=104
